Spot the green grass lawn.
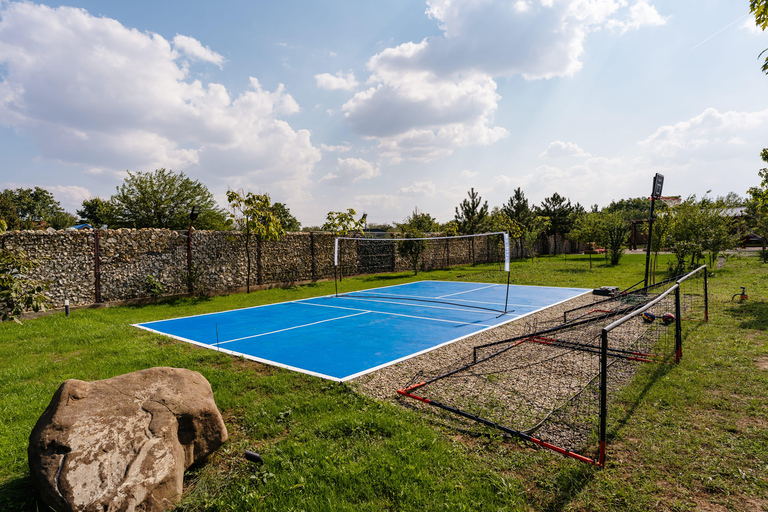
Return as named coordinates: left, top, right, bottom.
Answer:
left=1, top=253, right=766, bottom=511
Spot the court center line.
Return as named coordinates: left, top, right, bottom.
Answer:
left=218, top=311, right=370, bottom=345
left=348, top=290, right=507, bottom=307
left=436, top=283, right=500, bottom=299
left=337, top=295, right=500, bottom=314
left=303, top=301, right=497, bottom=328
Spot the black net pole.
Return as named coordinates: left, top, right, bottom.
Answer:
left=599, top=328, right=608, bottom=468
left=704, top=268, right=709, bottom=321
left=504, top=271, right=511, bottom=314
left=675, top=285, right=682, bottom=363
left=644, top=197, right=656, bottom=289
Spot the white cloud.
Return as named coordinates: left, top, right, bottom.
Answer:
left=320, top=142, right=352, bottom=153
left=639, top=107, right=768, bottom=160
left=45, top=185, right=92, bottom=213
left=539, top=140, right=591, bottom=158
left=320, top=157, right=379, bottom=184
left=399, top=181, right=436, bottom=195
left=314, top=71, right=359, bottom=91
left=741, top=18, right=764, bottom=35
left=0, top=2, right=320, bottom=198
left=341, top=0, right=666, bottom=162
left=459, top=170, right=479, bottom=179
left=172, top=34, right=225, bottom=68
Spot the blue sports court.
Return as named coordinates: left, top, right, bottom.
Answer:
left=135, top=281, right=589, bottom=381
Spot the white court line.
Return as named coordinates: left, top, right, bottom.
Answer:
left=336, top=295, right=501, bottom=314
left=218, top=311, right=370, bottom=345
left=302, top=300, right=497, bottom=328
left=436, top=282, right=500, bottom=299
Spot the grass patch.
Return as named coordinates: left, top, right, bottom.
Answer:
left=1, top=253, right=766, bottom=510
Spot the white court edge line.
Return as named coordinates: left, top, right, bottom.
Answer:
left=301, top=301, right=497, bottom=328
left=339, top=288, right=593, bottom=382
left=134, top=324, right=346, bottom=381
left=133, top=288, right=592, bottom=383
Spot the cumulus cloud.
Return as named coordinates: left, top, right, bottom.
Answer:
left=0, top=2, right=320, bottom=199
left=172, top=34, right=225, bottom=67
left=639, top=107, right=768, bottom=161
left=342, top=0, right=666, bottom=162
left=399, top=181, right=436, bottom=195
left=459, top=170, right=479, bottom=179
left=314, top=71, right=359, bottom=91
left=539, top=140, right=590, bottom=158
left=320, top=157, right=380, bottom=184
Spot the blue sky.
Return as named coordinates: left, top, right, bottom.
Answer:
left=0, top=0, right=766, bottom=226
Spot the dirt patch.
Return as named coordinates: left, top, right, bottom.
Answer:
left=756, top=356, right=768, bottom=371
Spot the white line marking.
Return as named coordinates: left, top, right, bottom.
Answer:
left=436, top=282, right=500, bottom=299
left=302, top=301, right=496, bottom=328
left=219, top=311, right=370, bottom=345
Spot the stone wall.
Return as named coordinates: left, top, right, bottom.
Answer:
left=1, top=229, right=576, bottom=308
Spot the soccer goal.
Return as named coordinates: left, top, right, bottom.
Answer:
left=397, top=265, right=708, bottom=467
left=332, top=232, right=514, bottom=314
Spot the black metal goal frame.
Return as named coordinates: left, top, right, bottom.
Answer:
left=397, top=265, right=708, bottom=468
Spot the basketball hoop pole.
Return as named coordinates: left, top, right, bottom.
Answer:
left=644, top=173, right=664, bottom=289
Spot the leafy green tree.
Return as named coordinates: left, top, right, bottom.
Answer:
left=111, top=169, right=227, bottom=230
left=751, top=0, right=768, bottom=73
left=603, top=212, right=630, bottom=265
left=46, top=211, right=79, bottom=230
left=570, top=212, right=604, bottom=268
left=1, top=187, right=66, bottom=229
left=398, top=208, right=439, bottom=233
left=455, top=188, right=489, bottom=235
left=539, top=192, right=575, bottom=255
left=321, top=209, right=366, bottom=235
left=0, top=249, right=51, bottom=323
left=0, top=194, right=19, bottom=230
left=77, top=197, right=118, bottom=227
left=0, top=219, right=6, bottom=233
left=747, top=153, right=768, bottom=261
left=227, top=190, right=285, bottom=293
left=522, top=216, right=550, bottom=263
left=440, top=220, right=459, bottom=236
left=272, top=202, right=301, bottom=232
left=397, top=228, right=427, bottom=275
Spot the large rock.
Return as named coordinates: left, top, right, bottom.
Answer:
left=28, top=367, right=228, bottom=512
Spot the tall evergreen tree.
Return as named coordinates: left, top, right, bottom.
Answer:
left=454, top=188, right=489, bottom=235
left=539, top=192, right=575, bottom=255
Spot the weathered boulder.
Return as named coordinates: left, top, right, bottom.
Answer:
left=28, top=367, right=228, bottom=512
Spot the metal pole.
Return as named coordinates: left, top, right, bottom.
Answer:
left=94, top=229, right=101, bottom=303
left=644, top=197, right=656, bottom=289
left=703, top=268, right=709, bottom=322
left=599, top=328, right=608, bottom=468
left=675, top=285, right=682, bottom=364
left=187, top=224, right=193, bottom=294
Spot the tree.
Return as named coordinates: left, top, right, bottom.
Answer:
left=397, top=228, right=427, bottom=275
left=226, top=190, right=285, bottom=293
left=747, top=153, right=768, bottom=261
left=0, top=194, right=19, bottom=230
left=321, top=209, right=366, bottom=235
left=46, top=211, right=79, bottom=230
left=751, top=0, right=768, bottom=73
left=111, top=169, right=227, bottom=230
left=570, top=212, right=604, bottom=268
left=77, top=197, right=118, bottom=227
left=602, top=212, right=630, bottom=265
left=539, top=192, right=575, bottom=255
left=271, top=202, right=301, bottom=232
left=455, top=188, right=489, bottom=235
left=1, top=187, right=66, bottom=229
left=0, top=249, right=51, bottom=323
left=398, top=208, right=439, bottom=233
left=522, top=216, right=550, bottom=263
left=501, top=188, right=533, bottom=257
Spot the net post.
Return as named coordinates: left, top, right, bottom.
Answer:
left=504, top=270, right=511, bottom=314
left=703, top=267, right=709, bottom=322
left=675, top=285, right=682, bottom=363
left=599, top=327, right=608, bottom=468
